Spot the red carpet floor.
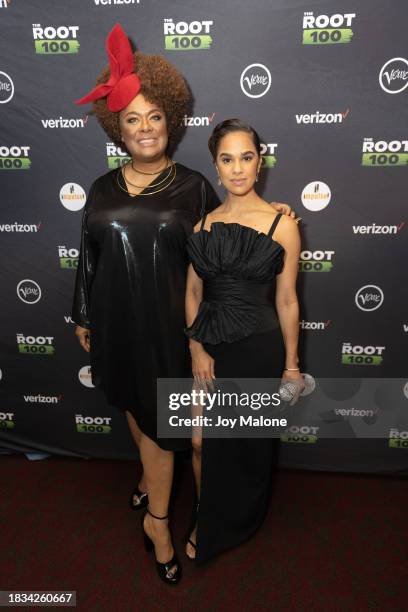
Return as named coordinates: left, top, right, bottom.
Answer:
left=1, top=455, right=407, bottom=611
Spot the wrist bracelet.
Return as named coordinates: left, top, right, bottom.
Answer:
left=284, top=367, right=300, bottom=371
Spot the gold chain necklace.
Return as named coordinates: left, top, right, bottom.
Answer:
left=131, top=157, right=169, bottom=175
left=116, top=162, right=177, bottom=197
left=123, top=160, right=174, bottom=189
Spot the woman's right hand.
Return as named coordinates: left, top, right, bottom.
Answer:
left=75, top=325, right=91, bottom=353
left=190, top=341, right=215, bottom=389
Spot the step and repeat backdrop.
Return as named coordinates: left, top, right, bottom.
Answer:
left=0, top=0, right=407, bottom=472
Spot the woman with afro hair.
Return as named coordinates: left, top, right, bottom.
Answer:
left=72, top=24, right=293, bottom=585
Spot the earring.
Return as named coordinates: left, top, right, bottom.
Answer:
left=255, top=173, right=259, bottom=183
left=217, top=177, right=221, bottom=186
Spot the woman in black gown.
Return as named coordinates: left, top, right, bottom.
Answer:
left=72, top=26, right=293, bottom=584
left=184, top=119, right=303, bottom=564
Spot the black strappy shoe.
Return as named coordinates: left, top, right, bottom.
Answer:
left=141, top=507, right=182, bottom=585
left=185, top=502, right=199, bottom=560
left=129, top=486, right=148, bottom=510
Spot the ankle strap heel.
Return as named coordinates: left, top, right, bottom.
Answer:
left=146, top=506, right=169, bottom=520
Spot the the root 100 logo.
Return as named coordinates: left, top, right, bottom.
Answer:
left=106, top=143, right=130, bottom=169
left=260, top=143, right=278, bottom=168
left=281, top=425, right=319, bottom=443
left=362, top=139, right=408, bottom=167
left=0, top=412, right=14, bottom=430
left=75, top=414, right=112, bottom=434
left=17, top=333, right=55, bottom=355
left=299, top=250, right=334, bottom=272
left=32, top=24, right=80, bottom=54
left=302, top=12, right=355, bottom=44
left=0, top=146, right=31, bottom=170
left=59, top=246, right=79, bottom=269
left=164, top=19, right=213, bottom=51
left=341, top=343, right=385, bottom=366
left=389, top=428, right=408, bottom=449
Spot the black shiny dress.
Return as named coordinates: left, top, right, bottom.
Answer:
left=185, top=213, right=285, bottom=564
left=72, top=163, right=219, bottom=451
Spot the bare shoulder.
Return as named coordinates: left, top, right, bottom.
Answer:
left=274, top=213, right=301, bottom=248
left=193, top=204, right=225, bottom=232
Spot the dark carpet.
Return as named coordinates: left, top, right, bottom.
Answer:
left=1, top=455, right=407, bottom=611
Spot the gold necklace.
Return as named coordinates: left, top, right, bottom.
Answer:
left=131, top=157, right=169, bottom=175
left=123, top=160, right=174, bottom=189
left=116, top=162, right=177, bottom=197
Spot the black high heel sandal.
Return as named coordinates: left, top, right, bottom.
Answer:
left=185, top=502, right=199, bottom=560
left=141, top=507, right=182, bottom=585
left=129, top=486, right=148, bottom=510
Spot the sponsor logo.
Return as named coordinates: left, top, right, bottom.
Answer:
left=164, top=19, right=213, bottom=51
left=355, top=285, right=384, bottom=312
left=0, top=0, right=11, bottom=8
left=335, top=407, right=379, bottom=418
left=362, top=138, right=408, bottom=166
left=404, top=382, right=408, bottom=399
left=17, top=333, right=55, bottom=355
left=302, top=11, right=355, bottom=45
left=32, top=24, right=80, bottom=54
left=75, top=414, right=112, bottom=433
left=260, top=143, right=278, bottom=168
left=0, top=412, right=14, bottom=430
left=300, top=319, right=331, bottom=330
left=379, top=58, right=408, bottom=94
left=0, top=145, right=31, bottom=170
left=389, top=428, right=408, bottom=449
left=301, top=181, right=331, bottom=211
left=41, top=116, right=88, bottom=129
left=299, top=250, right=334, bottom=272
left=58, top=246, right=79, bottom=269
left=0, top=72, right=14, bottom=103
left=295, top=108, right=350, bottom=124
left=23, top=394, right=62, bottom=404
left=0, top=222, right=41, bottom=232
left=403, top=324, right=408, bottom=333
left=281, top=425, right=319, bottom=443
left=17, top=280, right=41, bottom=305
left=79, top=366, right=94, bottom=388
left=59, top=183, right=86, bottom=212
left=341, top=343, right=385, bottom=366
left=94, top=0, right=140, bottom=5
left=0, top=369, right=2, bottom=381
left=106, top=143, right=130, bottom=169
left=352, top=222, right=404, bottom=235
left=64, top=315, right=74, bottom=324
left=240, top=63, right=271, bottom=98
left=182, top=113, right=216, bottom=127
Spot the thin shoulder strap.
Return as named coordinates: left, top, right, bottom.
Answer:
left=199, top=212, right=208, bottom=231
left=267, top=212, right=282, bottom=238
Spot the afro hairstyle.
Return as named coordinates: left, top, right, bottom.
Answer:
left=93, top=52, right=191, bottom=151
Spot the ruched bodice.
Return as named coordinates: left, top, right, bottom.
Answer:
left=185, top=216, right=284, bottom=344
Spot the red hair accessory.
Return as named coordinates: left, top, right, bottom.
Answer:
left=75, top=23, right=141, bottom=112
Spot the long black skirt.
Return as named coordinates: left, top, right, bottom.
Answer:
left=194, top=327, right=285, bottom=565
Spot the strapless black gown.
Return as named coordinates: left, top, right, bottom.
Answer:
left=185, top=213, right=285, bottom=564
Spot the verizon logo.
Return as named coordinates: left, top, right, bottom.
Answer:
left=41, top=116, right=88, bottom=129
left=23, top=394, right=62, bottom=404
left=295, top=109, right=350, bottom=124
left=0, top=222, right=41, bottom=232
left=352, top=223, right=404, bottom=235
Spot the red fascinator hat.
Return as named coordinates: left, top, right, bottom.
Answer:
left=75, top=23, right=141, bottom=112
